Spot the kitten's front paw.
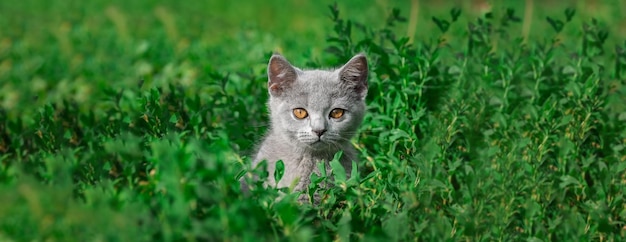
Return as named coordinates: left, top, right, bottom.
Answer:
left=296, top=192, right=322, bottom=206
left=297, top=193, right=311, bottom=204
left=312, top=193, right=322, bottom=206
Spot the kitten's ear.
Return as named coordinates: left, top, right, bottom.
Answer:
left=338, top=54, right=368, bottom=99
left=268, top=54, right=298, bottom=97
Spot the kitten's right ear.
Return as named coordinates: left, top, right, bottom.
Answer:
left=268, top=54, right=297, bottom=97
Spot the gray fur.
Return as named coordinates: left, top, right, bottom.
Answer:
left=249, top=53, right=368, bottom=203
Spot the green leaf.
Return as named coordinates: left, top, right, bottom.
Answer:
left=274, top=160, right=285, bottom=184
left=559, top=175, right=581, bottom=189
left=388, top=129, right=411, bottom=142
left=330, top=151, right=346, bottom=183
left=383, top=211, right=409, bottom=240
left=337, top=210, right=352, bottom=241
left=564, top=8, right=576, bottom=22
left=275, top=197, right=299, bottom=226
left=347, top=161, right=359, bottom=185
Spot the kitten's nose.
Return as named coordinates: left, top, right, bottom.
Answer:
left=312, top=129, right=327, bottom=137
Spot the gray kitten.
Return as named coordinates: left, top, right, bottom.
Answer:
left=246, top=53, right=368, bottom=203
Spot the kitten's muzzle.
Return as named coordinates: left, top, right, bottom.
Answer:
left=312, top=129, right=327, bottom=137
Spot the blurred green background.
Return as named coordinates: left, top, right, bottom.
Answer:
left=1, top=0, right=625, bottom=109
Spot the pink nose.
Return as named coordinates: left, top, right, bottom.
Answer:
left=313, top=129, right=326, bottom=137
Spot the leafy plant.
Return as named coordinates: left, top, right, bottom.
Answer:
left=0, top=1, right=625, bottom=241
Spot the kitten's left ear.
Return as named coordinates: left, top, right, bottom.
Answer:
left=339, top=54, right=368, bottom=99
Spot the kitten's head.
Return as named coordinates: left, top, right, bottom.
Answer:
left=266, top=53, right=368, bottom=152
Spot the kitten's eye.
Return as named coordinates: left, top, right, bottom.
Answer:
left=329, top=108, right=344, bottom=119
left=293, top=108, right=308, bottom=119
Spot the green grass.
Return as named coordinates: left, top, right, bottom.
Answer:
left=1, top=0, right=626, bottom=241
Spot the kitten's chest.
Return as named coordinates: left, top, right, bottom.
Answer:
left=277, top=155, right=331, bottom=188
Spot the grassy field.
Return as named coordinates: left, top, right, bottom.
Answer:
left=1, top=0, right=626, bottom=241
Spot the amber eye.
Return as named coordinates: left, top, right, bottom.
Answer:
left=293, top=108, right=308, bottom=119
left=329, top=108, right=344, bottom=119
